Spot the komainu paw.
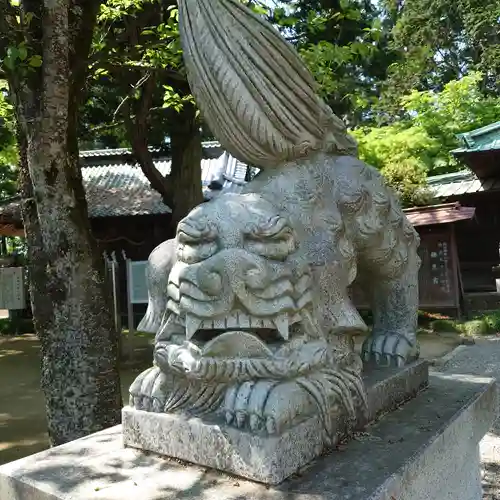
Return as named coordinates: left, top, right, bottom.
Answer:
left=362, top=333, right=420, bottom=367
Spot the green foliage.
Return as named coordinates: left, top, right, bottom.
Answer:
left=429, top=319, right=461, bottom=333
left=380, top=159, right=434, bottom=208
left=0, top=317, right=34, bottom=336
left=271, top=0, right=397, bottom=125
left=1, top=41, right=42, bottom=72
left=0, top=81, right=18, bottom=198
left=401, top=72, right=500, bottom=172
left=351, top=72, right=500, bottom=204
left=352, top=124, right=439, bottom=171
left=352, top=124, right=437, bottom=207
left=163, top=85, right=195, bottom=113
left=477, top=311, right=500, bottom=333
left=380, top=0, right=500, bottom=113
left=428, top=311, right=500, bottom=337
left=459, top=319, right=492, bottom=337
left=81, top=0, right=189, bottom=147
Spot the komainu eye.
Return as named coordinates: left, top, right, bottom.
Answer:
left=176, top=221, right=219, bottom=264
left=244, top=216, right=297, bottom=261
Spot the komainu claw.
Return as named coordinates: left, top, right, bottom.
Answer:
left=225, top=410, right=234, bottom=425
left=362, top=333, right=418, bottom=367
left=236, top=411, right=246, bottom=428
left=249, top=414, right=261, bottom=431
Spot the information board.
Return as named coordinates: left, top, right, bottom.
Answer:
left=127, top=261, right=149, bottom=304
left=417, top=231, right=459, bottom=309
left=0, top=267, right=26, bottom=310
left=349, top=228, right=461, bottom=311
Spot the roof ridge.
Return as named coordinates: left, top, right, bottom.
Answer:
left=427, top=170, right=475, bottom=184
left=457, top=121, right=500, bottom=140
left=80, top=141, right=222, bottom=158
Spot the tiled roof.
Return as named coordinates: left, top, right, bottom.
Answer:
left=82, top=150, right=250, bottom=217
left=404, top=202, right=475, bottom=227
left=452, top=121, right=500, bottom=154
left=428, top=170, right=500, bottom=198
left=0, top=146, right=251, bottom=221
left=80, top=147, right=163, bottom=158
left=452, top=138, right=500, bottom=155
left=82, top=161, right=172, bottom=217
left=80, top=141, right=222, bottom=159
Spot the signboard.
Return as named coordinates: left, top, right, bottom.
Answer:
left=349, top=228, right=461, bottom=311
left=417, top=230, right=460, bottom=309
left=127, top=260, right=149, bottom=304
left=0, top=267, right=26, bottom=310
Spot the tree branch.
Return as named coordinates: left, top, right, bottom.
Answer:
left=124, top=73, right=175, bottom=210
left=65, top=0, right=106, bottom=228
left=69, top=0, right=104, bottom=99
left=94, top=60, right=189, bottom=90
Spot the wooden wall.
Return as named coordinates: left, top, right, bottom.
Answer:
left=91, top=214, right=174, bottom=261
left=90, top=214, right=174, bottom=328
left=444, top=192, right=500, bottom=293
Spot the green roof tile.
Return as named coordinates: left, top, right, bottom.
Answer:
left=452, top=121, right=500, bottom=154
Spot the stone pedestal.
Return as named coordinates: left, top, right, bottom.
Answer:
left=0, top=371, right=495, bottom=500
left=123, top=361, right=429, bottom=484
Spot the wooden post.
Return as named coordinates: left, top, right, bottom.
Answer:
left=122, top=250, right=135, bottom=359
left=110, top=252, right=121, bottom=334
left=104, top=251, right=125, bottom=357
left=451, top=225, right=465, bottom=319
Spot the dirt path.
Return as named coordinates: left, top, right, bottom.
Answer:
left=0, top=334, right=147, bottom=465
left=0, top=331, right=462, bottom=466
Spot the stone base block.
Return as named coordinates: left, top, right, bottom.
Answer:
left=122, top=361, right=429, bottom=484
left=0, top=371, right=495, bottom=500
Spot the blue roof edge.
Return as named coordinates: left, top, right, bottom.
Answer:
left=456, top=121, right=500, bottom=140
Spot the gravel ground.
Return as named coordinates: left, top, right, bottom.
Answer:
left=436, top=337, right=500, bottom=499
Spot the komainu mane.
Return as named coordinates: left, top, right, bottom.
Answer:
left=129, top=0, right=420, bottom=439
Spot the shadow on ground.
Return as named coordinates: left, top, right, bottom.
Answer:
left=0, top=330, right=462, bottom=467
left=0, top=334, right=152, bottom=466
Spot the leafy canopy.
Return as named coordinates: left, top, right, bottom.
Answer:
left=0, top=80, right=18, bottom=199
left=353, top=72, right=500, bottom=177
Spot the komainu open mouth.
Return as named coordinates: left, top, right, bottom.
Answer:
left=169, top=309, right=303, bottom=344
left=163, top=247, right=314, bottom=348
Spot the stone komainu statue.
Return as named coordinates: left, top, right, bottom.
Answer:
left=130, top=0, right=420, bottom=439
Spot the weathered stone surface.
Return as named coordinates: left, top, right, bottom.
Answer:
left=0, top=372, right=494, bottom=500
left=124, top=361, right=428, bottom=484
left=177, top=0, right=421, bottom=363
left=128, top=0, right=421, bottom=458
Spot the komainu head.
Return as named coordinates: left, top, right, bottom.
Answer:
left=161, top=193, right=314, bottom=353
left=131, top=193, right=366, bottom=437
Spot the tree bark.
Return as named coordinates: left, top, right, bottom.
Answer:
left=125, top=76, right=203, bottom=227
left=4, top=0, right=122, bottom=446
left=125, top=75, right=173, bottom=208
left=170, top=102, right=203, bottom=226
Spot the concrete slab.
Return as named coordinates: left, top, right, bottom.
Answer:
left=0, top=371, right=495, bottom=500
left=122, top=361, right=429, bottom=484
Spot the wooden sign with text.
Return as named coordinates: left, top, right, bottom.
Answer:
left=0, top=267, right=26, bottom=310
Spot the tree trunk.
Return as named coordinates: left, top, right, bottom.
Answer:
left=126, top=78, right=203, bottom=227
left=170, top=102, right=203, bottom=226
left=6, top=0, right=122, bottom=446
